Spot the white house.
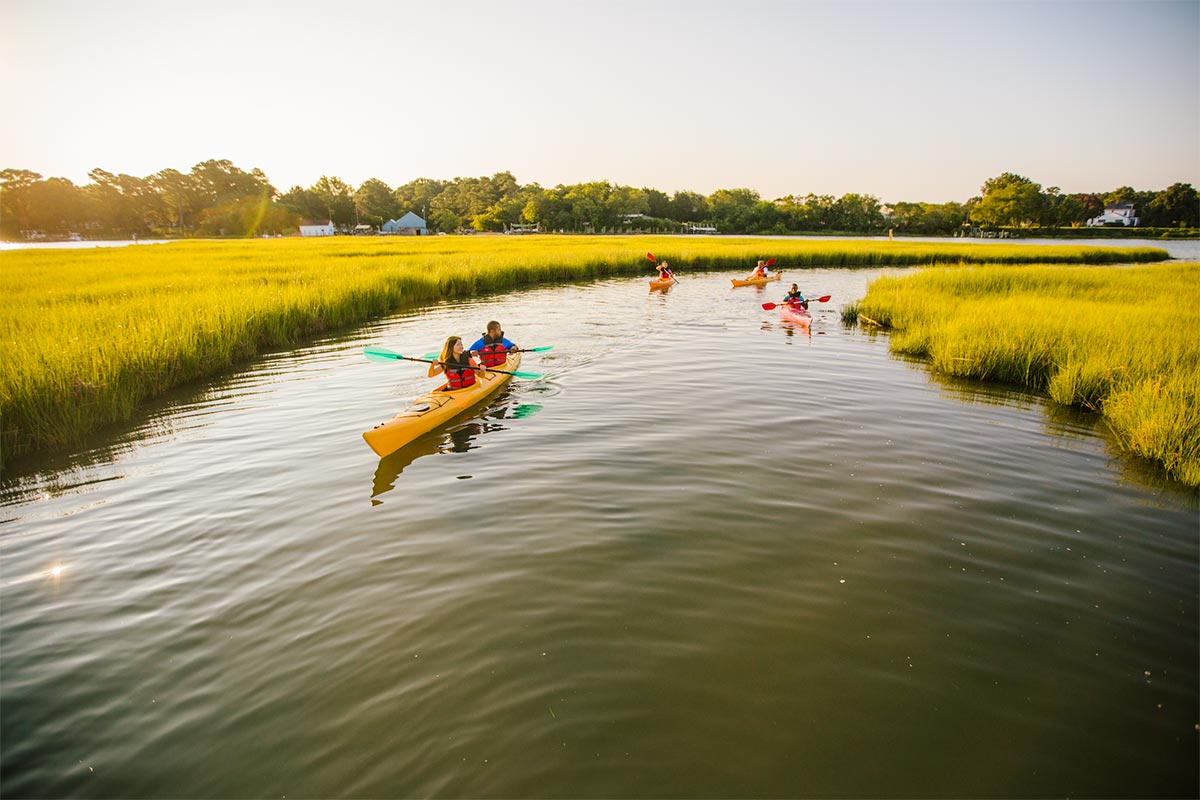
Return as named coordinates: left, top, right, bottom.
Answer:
left=1087, top=202, right=1138, bottom=227
left=299, top=220, right=335, bottom=237
left=382, top=212, right=428, bottom=235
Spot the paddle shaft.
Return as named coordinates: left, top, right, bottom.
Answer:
left=762, top=295, right=831, bottom=310
left=365, top=348, right=539, bottom=378
left=414, top=356, right=532, bottom=378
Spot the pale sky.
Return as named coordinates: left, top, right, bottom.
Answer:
left=2, top=0, right=1197, bottom=202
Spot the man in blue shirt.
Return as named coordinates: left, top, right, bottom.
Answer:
left=467, top=320, right=518, bottom=367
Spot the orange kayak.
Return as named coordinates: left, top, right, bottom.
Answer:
left=648, top=277, right=676, bottom=291
left=731, top=273, right=782, bottom=286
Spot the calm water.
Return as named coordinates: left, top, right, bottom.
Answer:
left=2, top=266, right=1197, bottom=799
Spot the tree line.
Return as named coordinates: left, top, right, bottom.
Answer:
left=1, top=160, right=1196, bottom=240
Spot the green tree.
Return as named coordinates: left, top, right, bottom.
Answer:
left=645, top=188, right=671, bottom=219
left=149, top=168, right=201, bottom=233
left=277, top=185, right=329, bottom=222
left=24, top=178, right=89, bottom=234
left=1143, top=183, right=1198, bottom=228
left=833, top=193, right=884, bottom=231
left=708, top=188, right=760, bottom=232
left=970, top=173, right=1044, bottom=228
left=189, top=159, right=274, bottom=207
left=0, top=168, right=44, bottom=236
left=354, top=178, right=398, bottom=226
left=393, top=177, right=448, bottom=220
left=311, top=175, right=357, bottom=227
left=668, top=190, right=709, bottom=222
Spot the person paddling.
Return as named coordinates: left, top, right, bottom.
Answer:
left=783, top=283, right=809, bottom=311
left=747, top=260, right=769, bottom=280
left=428, top=335, right=484, bottom=389
left=655, top=260, right=675, bottom=282
left=466, top=321, right=517, bottom=369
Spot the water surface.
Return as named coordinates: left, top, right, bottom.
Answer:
left=2, top=267, right=1196, bottom=798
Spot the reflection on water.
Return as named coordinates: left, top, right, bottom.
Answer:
left=369, top=393, right=546, bottom=503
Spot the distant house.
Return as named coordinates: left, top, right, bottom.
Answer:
left=353, top=224, right=376, bottom=235
left=1087, top=202, right=1138, bottom=227
left=299, top=220, right=335, bottom=237
left=382, top=212, right=428, bottom=235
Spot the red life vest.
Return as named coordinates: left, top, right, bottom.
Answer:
left=443, top=355, right=477, bottom=390
left=479, top=341, right=508, bottom=368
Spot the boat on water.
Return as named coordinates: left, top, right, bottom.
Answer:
left=362, top=351, right=522, bottom=457
left=779, top=304, right=812, bottom=329
left=648, top=277, right=676, bottom=291
left=731, top=273, right=783, bottom=287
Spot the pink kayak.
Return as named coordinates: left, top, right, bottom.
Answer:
left=779, top=304, right=812, bottom=329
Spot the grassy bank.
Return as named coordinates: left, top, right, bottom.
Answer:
left=0, top=236, right=1170, bottom=466
left=843, top=262, right=1200, bottom=486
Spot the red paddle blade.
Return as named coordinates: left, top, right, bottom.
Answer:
left=761, top=302, right=777, bottom=310
left=765, top=258, right=776, bottom=267
left=646, top=252, right=656, bottom=262
left=816, top=295, right=831, bottom=302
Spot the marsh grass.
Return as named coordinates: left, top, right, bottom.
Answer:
left=844, top=262, right=1200, bottom=486
left=0, top=236, right=1170, bottom=465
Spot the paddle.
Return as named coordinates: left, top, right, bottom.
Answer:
left=421, top=346, right=553, bottom=359
left=762, top=296, right=832, bottom=310
left=364, top=347, right=544, bottom=379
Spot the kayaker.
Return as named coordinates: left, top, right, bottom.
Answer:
left=656, top=260, right=674, bottom=281
left=783, top=283, right=809, bottom=311
left=748, top=260, right=768, bottom=280
left=466, top=321, right=517, bottom=369
left=428, top=335, right=482, bottom=389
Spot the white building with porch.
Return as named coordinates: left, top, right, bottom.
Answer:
left=1087, top=203, right=1138, bottom=227
left=382, top=212, right=428, bottom=235
left=299, top=220, right=335, bottom=237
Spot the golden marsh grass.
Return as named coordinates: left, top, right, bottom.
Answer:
left=844, top=262, right=1200, bottom=486
left=0, top=236, right=1170, bottom=465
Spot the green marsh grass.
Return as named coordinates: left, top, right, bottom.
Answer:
left=844, top=262, right=1200, bottom=486
left=0, top=236, right=1170, bottom=466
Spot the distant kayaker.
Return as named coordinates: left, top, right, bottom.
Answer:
left=466, top=321, right=517, bottom=368
left=748, top=260, right=769, bottom=280
left=656, top=261, right=674, bottom=281
left=783, top=283, right=809, bottom=311
left=429, top=335, right=483, bottom=389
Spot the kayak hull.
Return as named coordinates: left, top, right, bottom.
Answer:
left=648, top=277, right=676, bottom=291
left=362, top=351, right=522, bottom=457
left=779, top=304, right=812, bottom=328
left=731, top=273, right=783, bottom=286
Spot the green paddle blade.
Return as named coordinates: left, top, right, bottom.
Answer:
left=364, top=346, right=407, bottom=363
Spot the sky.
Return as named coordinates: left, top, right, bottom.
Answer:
left=2, top=0, right=1197, bottom=203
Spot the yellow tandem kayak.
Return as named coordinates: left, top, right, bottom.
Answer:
left=362, top=351, right=522, bottom=457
